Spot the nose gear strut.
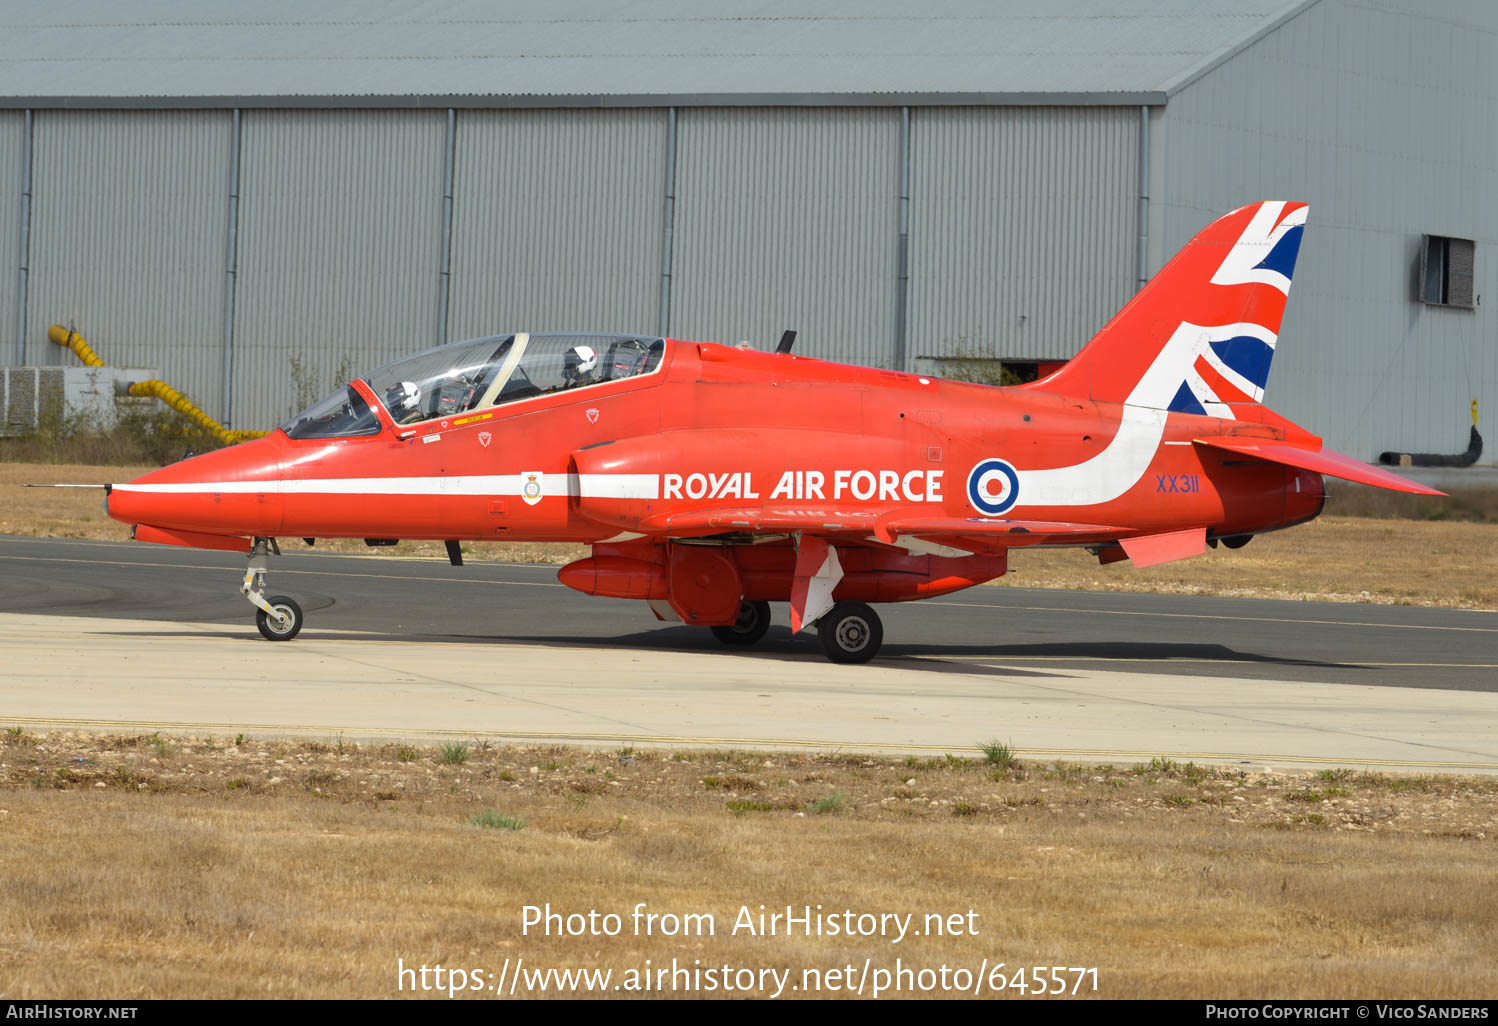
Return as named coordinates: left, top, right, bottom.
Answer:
left=243, top=537, right=304, bottom=640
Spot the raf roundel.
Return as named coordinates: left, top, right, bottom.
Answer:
left=967, top=458, right=1020, bottom=516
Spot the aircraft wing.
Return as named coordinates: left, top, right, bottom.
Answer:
left=638, top=506, right=1123, bottom=552
left=1193, top=437, right=1446, bottom=496
left=637, top=506, right=885, bottom=536
left=872, top=515, right=1123, bottom=544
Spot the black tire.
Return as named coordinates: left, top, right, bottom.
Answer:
left=1221, top=534, right=1253, bottom=550
left=817, top=601, right=883, bottom=664
left=256, top=595, right=304, bottom=641
left=710, top=600, right=772, bottom=646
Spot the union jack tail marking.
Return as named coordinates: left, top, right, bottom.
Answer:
left=1030, top=201, right=1308, bottom=415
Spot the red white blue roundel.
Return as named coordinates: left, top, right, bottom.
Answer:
left=967, top=458, right=1020, bottom=515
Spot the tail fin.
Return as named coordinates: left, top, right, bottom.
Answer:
left=1029, top=201, right=1307, bottom=415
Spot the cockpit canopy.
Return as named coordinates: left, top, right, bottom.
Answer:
left=281, top=332, right=665, bottom=440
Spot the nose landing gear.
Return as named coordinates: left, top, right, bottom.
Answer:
left=243, top=537, right=304, bottom=641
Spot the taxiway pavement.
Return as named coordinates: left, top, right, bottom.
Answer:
left=2, top=536, right=1494, bottom=772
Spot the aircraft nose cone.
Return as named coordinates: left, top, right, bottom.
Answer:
left=108, top=435, right=287, bottom=536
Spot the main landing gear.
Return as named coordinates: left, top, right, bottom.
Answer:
left=816, top=601, right=883, bottom=664
left=706, top=598, right=884, bottom=664
left=244, top=537, right=305, bottom=641
left=710, top=600, right=772, bottom=646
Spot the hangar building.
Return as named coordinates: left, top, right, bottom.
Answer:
left=0, top=0, right=1493, bottom=462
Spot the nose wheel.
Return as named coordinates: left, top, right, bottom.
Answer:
left=816, top=601, right=883, bottom=664
left=243, top=537, right=304, bottom=641
left=256, top=595, right=304, bottom=641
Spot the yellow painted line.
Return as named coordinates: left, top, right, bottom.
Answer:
left=0, top=554, right=564, bottom=588
left=0, top=534, right=565, bottom=570
left=946, top=656, right=1498, bottom=669
left=926, top=599, right=1498, bottom=633
left=5, top=716, right=1497, bottom=772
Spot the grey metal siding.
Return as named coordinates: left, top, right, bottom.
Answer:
left=907, top=106, right=1139, bottom=368
left=0, top=1, right=1306, bottom=105
left=233, top=109, right=445, bottom=427
left=447, top=108, right=665, bottom=341
left=25, top=110, right=230, bottom=416
left=1158, top=0, right=1498, bottom=461
left=0, top=111, right=20, bottom=362
left=671, top=107, right=899, bottom=366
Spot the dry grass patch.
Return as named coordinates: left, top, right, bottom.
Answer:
left=1, top=730, right=1495, bottom=998
left=0, top=462, right=151, bottom=542
left=1327, top=481, right=1498, bottom=523
left=1001, top=515, right=1498, bottom=609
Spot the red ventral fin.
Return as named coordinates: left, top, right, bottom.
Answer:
left=133, top=524, right=252, bottom=554
left=1118, top=527, right=1206, bottom=569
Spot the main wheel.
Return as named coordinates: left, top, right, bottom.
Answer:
left=256, top=595, right=304, bottom=641
left=816, top=601, right=882, bottom=664
left=710, top=600, right=772, bottom=646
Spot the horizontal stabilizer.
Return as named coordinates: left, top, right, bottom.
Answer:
left=1194, top=437, right=1446, bottom=496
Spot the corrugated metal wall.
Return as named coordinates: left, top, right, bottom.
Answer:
left=26, top=111, right=230, bottom=417
left=447, top=109, right=666, bottom=342
left=1158, top=0, right=1498, bottom=461
left=233, top=110, right=445, bottom=426
left=670, top=108, right=900, bottom=367
left=0, top=111, right=21, bottom=362
left=8, top=33, right=1483, bottom=463
left=908, top=106, right=1138, bottom=368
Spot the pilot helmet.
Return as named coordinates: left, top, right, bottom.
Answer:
left=386, top=379, right=421, bottom=417
left=563, top=345, right=598, bottom=384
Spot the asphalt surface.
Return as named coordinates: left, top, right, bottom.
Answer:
left=1, top=534, right=1494, bottom=691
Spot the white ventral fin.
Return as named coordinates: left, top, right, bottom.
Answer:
left=789, top=536, right=844, bottom=633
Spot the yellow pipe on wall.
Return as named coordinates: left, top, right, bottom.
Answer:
left=125, top=380, right=267, bottom=445
left=46, top=325, right=105, bottom=367
left=47, top=323, right=267, bottom=446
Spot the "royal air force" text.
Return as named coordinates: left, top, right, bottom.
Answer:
left=663, top=470, right=944, bottom=503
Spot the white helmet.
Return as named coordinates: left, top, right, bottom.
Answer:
left=387, top=379, right=420, bottom=415
left=563, top=345, right=598, bottom=383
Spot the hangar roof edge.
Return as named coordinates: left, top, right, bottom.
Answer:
left=0, top=0, right=1319, bottom=106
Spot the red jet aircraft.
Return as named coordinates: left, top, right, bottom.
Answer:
left=106, top=201, right=1441, bottom=662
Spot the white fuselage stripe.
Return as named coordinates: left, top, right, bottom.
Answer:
left=113, top=473, right=661, bottom=500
